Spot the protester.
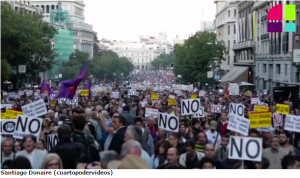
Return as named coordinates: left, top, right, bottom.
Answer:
left=1, top=70, right=300, bottom=170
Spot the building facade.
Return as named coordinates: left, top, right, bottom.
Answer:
left=107, top=41, right=160, bottom=71
left=220, top=1, right=255, bottom=84
left=215, top=1, right=238, bottom=73
left=31, top=0, right=95, bottom=58
left=6, top=0, right=43, bottom=14
left=255, top=1, right=295, bottom=91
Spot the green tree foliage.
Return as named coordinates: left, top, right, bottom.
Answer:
left=93, top=33, right=100, bottom=57
left=60, top=50, right=134, bottom=81
left=1, top=60, right=12, bottom=80
left=1, top=2, right=57, bottom=82
left=173, top=31, right=227, bottom=84
left=151, top=53, right=175, bottom=69
left=60, top=50, right=90, bottom=80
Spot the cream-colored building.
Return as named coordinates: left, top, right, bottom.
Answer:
left=31, top=0, right=95, bottom=57
left=5, top=0, right=42, bottom=14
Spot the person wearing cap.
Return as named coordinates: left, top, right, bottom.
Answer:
left=122, top=106, right=135, bottom=126
left=206, top=120, right=221, bottom=149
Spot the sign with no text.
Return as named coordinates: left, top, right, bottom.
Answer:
left=190, top=95, right=197, bottom=99
left=50, top=100, right=56, bottom=106
left=168, top=99, right=176, bottom=106
left=276, top=104, right=289, bottom=115
left=151, top=93, right=159, bottom=100
left=4, top=109, right=23, bottom=119
left=81, top=89, right=89, bottom=96
left=249, top=111, right=272, bottom=128
left=254, top=105, right=269, bottom=112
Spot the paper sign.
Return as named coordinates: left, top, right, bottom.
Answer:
left=47, top=134, right=58, bottom=152
left=50, top=101, right=56, bottom=106
left=1, top=119, right=16, bottom=135
left=254, top=105, right=269, bottom=112
left=151, top=93, right=159, bottom=100
left=13, top=115, right=43, bottom=139
left=199, top=91, right=206, bottom=96
left=4, top=109, right=23, bottom=119
left=227, top=115, right=250, bottom=136
left=284, top=114, right=300, bottom=133
left=272, top=113, right=283, bottom=127
left=249, top=112, right=272, bottom=128
left=145, top=107, right=159, bottom=118
left=1, top=112, right=5, bottom=118
left=251, top=98, right=260, bottom=105
left=21, top=99, right=47, bottom=118
left=110, top=92, right=119, bottom=99
left=158, top=113, right=179, bottom=132
left=168, top=99, right=176, bottom=106
left=210, top=105, right=222, bottom=113
left=276, top=104, right=289, bottom=115
left=169, top=95, right=175, bottom=99
left=58, top=97, right=78, bottom=105
left=190, top=95, right=197, bottom=99
left=81, top=89, right=89, bottom=96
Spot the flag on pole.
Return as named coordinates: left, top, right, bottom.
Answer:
left=40, top=81, right=51, bottom=94
left=54, top=61, right=88, bottom=100
left=84, top=76, right=92, bottom=97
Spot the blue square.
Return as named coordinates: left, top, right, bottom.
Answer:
left=285, top=23, right=296, bottom=32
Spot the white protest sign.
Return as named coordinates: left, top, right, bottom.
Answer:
left=13, top=115, right=43, bottom=139
left=128, top=89, right=137, bottom=96
left=227, top=114, right=250, bottom=136
left=228, top=136, right=262, bottom=162
left=229, top=103, right=244, bottom=117
left=257, top=102, right=268, bottom=106
left=21, top=99, right=47, bottom=118
left=273, top=113, right=283, bottom=127
left=284, top=114, right=300, bottom=133
left=41, top=93, right=50, bottom=105
left=1, top=104, right=12, bottom=110
left=18, top=91, right=24, bottom=96
left=3, top=92, right=8, bottom=96
left=192, top=106, right=204, bottom=118
left=57, top=97, right=79, bottom=105
left=158, top=112, right=179, bottom=132
left=257, top=127, right=270, bottom=133
left=199, top=91, right=206, bottom=96
left=229, top=83, right=239, bottom=95
left=181, top=99, right=201, bottom=115
left=251, top=98, right=260, bottom=105
left=47, top=134, right=58, bottom=152
left=169, top=95, right=175, bottom=99
left=210, top=105, right=222, bottom=113
left=1, top=119, right=16, bottom=135
left=110, top=92, right=120, bottom=99
left=145, top=107, right=159, bottom=118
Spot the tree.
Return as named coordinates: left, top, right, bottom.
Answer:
left=1, top=1, right=58, bottom=86
left=151, top=53, right=175, bottom=70
left=1, top=60, right=12, bottom=80
left=60, top=50, right=90, bottom=80
left=173, top=31, right=227, bottom=84
left=93, top=33, right=100, bottom=57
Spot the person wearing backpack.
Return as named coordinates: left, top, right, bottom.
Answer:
left=71, top=115, right=100, bottom=164
left=50, top=124, right=87, bottom=169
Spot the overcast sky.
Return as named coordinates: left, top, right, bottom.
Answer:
left=84, top=0, right=216, bottom=42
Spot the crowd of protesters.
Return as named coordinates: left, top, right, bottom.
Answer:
left=1, top=70, right=300, bottom=169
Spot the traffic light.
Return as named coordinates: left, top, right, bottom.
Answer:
left=171, top=63, right=174, bottom=67
left=205, top=83, right=208, bottom=86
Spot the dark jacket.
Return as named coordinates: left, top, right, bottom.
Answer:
left=122, top=112, right=135, bottom=126
left=157, top=163, right=186, bottom=169
left=216, top=120, right=230, bottom=136
left=108, top=126, right=127, bottom=154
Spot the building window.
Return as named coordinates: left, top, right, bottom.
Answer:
left=296, top=67, right=300, bottom=82
left=228, top=25, right=230, bottom=35
left=234, top=24, right=236, bottom=34
left=263, top=64, right=266, bottom=73
left=228, top=56, right=230, bottom=65
left=234, top=9, right=236, bottom=17
left=228, top=10, right=230, bottom=17
left=46, top=5, right=49, bottom=13
left=285, top=64, right=288, bottom=75
left=228, top=41, right=230, bottom=51
left=234, top=40, right=236, bottom=44
left=276, top=64, right=281, bottom=74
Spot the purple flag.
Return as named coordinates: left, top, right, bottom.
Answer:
left=84, top=77, right=92, bottom=97
left=41, top=81, right=51, bottom=94
left=54, top=61, right=88, bottom=100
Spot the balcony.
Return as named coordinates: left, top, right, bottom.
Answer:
left=232, top=41, right=256, bottom=50
left=253, top=1, right=269, bottom=10
left=261, top=15, right=267, bottom=22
